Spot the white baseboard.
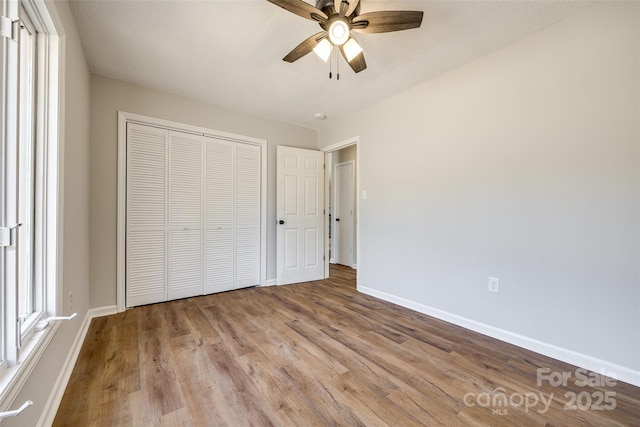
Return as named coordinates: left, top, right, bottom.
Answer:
left=87, top=305, right=118, bottom=319
left=264, top=279, right=277, bottom=286
left=38, top=306, right=118, bottom=427
left=358, top=285, right=640, bottom=388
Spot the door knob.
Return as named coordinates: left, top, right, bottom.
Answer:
left=278, top=220, right=285, bottom=225
left=336, top=218, right=340, bottom=222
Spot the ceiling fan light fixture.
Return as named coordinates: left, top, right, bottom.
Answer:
left=313, top=38, right=333, bottom=62
left=269, top=0, right=424, bottom=75
left=343, top=37, right=363, bottom=62
left=328, top=19, right=349, bottom=45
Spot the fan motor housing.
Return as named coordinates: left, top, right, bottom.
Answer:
left=315, top=0, right=335, bottom=13
left=316, top=0, right=360, bottom=16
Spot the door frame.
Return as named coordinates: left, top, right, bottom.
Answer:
left=117, top=111, right=267, bottom=312
left=321, top=136, right=360, bottom=279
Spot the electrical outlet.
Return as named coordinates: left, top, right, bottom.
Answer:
left=68, top=291, right=73, bottom=312
left=488, top=277, right=500, bottom=294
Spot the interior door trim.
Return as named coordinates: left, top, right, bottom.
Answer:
left=321, top=136, right=360, bottom=280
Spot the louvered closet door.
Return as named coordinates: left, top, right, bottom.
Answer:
left=126, top=123, right=167, bottom=307
left=168, top=131, right=203, bottom=300
left=235, top=143, right=261, bottom=288
left=204, top=137, right=234, bottom=293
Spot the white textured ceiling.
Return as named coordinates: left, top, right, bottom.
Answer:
left=68, top=0, right=595, bottom=129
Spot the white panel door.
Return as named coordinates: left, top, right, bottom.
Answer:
left=235, top=143, right=261, bottom=288
left=335, top=161, right=354, bottom=267
left=276, top=146, right=324, bottom=285
left=126, top=123, right=167, bottom=307
left=168, top=131, right=203, bottom=300
left=204, top=137, right=234, bottom=293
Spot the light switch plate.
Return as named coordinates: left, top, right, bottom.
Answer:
left=488, top=277, right=500, bottom=293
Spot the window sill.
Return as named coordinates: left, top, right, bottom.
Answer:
left=0, top=321, right=60, bottom=410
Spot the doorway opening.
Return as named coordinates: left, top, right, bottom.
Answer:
left=323, top=138, right=359, bottom=282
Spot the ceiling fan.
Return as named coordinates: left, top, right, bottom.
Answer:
left=267, top=0, right=424, bottom=75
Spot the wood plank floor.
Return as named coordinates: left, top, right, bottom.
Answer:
left=54, top=265, right=640, bottom=426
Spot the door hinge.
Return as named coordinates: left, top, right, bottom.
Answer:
left=0, top=16, right=19, bottom=41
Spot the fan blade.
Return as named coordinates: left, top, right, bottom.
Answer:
left=347, top=0, right=360, bottom=18
left=352, top=11, right=423, bottom=34
left=268, top=0, right=327, bottom=22
left=283, top=32, right=326, bottom=63
left=339, top=45, right=367, bottom=73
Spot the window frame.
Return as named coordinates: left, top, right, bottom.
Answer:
left=0, top=0, right=63, bottom=409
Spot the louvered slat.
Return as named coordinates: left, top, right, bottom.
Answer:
left=204, top=137, right=234, bottom=292
left=127, top=231, right=165, bottom=298
left=236, top=227, right=260, bottom=288
left=168, top=230, right=202, bottom=299
left=205, top=228, right=234, bottom=293
left=205, top=138, right=234, bottom=226
left=168, top=131, right=203, bottom=299
left=170, top=132, right=203, bottom=226
left=235, top=144, right=261, bottom=287
left=126, top=123, right=167, bottom=306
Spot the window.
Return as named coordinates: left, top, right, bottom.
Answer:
left=0, top=0, right=61, bottom=404
left=17, top=6, right=41, bottom=337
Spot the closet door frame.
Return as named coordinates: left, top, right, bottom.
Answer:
left=116, top=111, right=267, bottom=312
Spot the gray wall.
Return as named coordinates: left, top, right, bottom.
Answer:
left=319, top=2, right=640, bottom=372
left=334, top=144, right=356, bottom=164
left=89, top=76, right=317, bottom=308
left=5, top=1, right=91, bottom=425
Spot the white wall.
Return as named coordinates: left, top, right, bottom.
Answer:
left=89, top=76, right=317, bottom=308
left=4, top=1, right=91, bottom=425
left=319, top=2, right=640, bottom=379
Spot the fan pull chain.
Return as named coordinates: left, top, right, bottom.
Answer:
left=327, top=48, right=341, bottom=81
